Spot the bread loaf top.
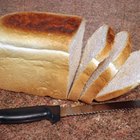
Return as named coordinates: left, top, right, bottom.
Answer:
left=1, top=12, right=82, bottom=35
left=0, top=12, right=83, bottom=51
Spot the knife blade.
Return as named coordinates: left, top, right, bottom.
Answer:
left=0, top=100, right=139, bottom=124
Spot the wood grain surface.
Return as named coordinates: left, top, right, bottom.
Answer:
left=0, top=0, right=140, bottom=140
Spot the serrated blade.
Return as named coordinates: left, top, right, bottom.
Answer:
left=60, top=100, right=140, bottom=117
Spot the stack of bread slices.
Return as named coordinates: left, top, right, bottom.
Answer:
left=0, top=12, right=139, bottom=104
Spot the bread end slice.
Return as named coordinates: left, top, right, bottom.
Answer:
left=96, top=50, right=140, bottom=101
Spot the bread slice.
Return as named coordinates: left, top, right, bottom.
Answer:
left=75, top=24, right=114, bottom=77
left=0, top=12, right=85, bottom=96
left=79, top=31, right=131, bottom=104
left=68, top=25, right=115, bottom=100
left=96, top=50, right=140, bottom=101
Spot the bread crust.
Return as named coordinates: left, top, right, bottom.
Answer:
left=96, top=27, right=115, bottom=62
left=0, top=58, right=68, bottom=99
left=0, top=42, right=70, bottom=99
left=1, top=12, right=82, bottom=36
left=0, top=12, right=82, bottom=52
left=95, top=85, right=138, bottom=101
left=113, top=35, right=131, bottom=69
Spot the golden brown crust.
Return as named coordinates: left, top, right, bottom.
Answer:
left=0, top=57, right=68, bottom=99
left=0, top=12, right=84, bottom=52
left=1, top=12, right=82, bottom=36
left=95, top=86, right=134, bottom=101
left=96, top=27, right=115, bottom=61
left=113, top=35, right=131, bottom=69
left=79, top=66, right=116, bottom=104
left=0, top=43, right=70, bottom=99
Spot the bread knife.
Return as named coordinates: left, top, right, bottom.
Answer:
left=0, top=100, right=139, bottom=124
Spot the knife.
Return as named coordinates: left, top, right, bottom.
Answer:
left=0, top=100, right=140, bottom=124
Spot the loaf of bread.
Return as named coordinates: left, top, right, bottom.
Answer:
left=0, top=11, right=87, bottom=96
left=0, top=12, right=86, bottom=99
left=0, top=12, right=139, bottom=104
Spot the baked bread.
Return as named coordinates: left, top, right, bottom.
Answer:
left=68, top=25, right=114, bottom=100
left=96, top=50, right=140, bottom=101
left=76, top=24, right=114, bottom=75
left=0, top=42, right=101, bottom=99
left=0, top=42, right=69, bottom=98
left=0, top=12, right=136, bottom=104
left=79, top=31, right=131, bottom=104
left=0, top=12, right=85, bottom=98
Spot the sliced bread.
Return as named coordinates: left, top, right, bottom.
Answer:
left=68, top=25, right=114, bottom=100
left=96, top=50, right=140, bottom=101
left=75, top=24, right=114, bottom=77
left=79, top=31, right=131, bottom=104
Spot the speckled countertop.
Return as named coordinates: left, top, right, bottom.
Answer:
left=0, top=0, right=140, bottom=140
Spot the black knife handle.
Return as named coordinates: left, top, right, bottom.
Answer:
left=0, top=105, right=60, bottom=124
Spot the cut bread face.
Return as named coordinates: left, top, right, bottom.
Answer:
left=79, top=31, right=131, bottom=104
left=0, top=12, right=85, bottom=96
left=96, top=50, right=140, bottom=101
left=68, top=25, right=115, bottom=100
